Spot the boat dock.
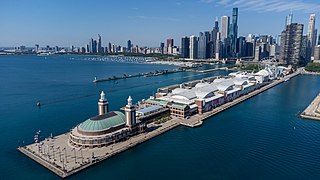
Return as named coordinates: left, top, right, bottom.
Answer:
left=300, top=93, right=320, bottom=121
left=18, top=70, right=301, bottom=178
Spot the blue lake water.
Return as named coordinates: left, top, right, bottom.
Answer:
left=1, top=55, right=320, bottom=179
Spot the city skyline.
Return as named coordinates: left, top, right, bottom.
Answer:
left=1, top=0, right=320, bottom=47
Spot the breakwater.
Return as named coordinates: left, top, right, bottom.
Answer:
left=93, top=68, right=186, bottom=83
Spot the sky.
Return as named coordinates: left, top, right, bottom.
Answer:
left=0, top=0, right=320, bottom=47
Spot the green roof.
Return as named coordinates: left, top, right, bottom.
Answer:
left=79, top=111, right=125, bottom=132
left=146, top=99, right=169, bottom=106
left=169, top=102, right=188, bottom=109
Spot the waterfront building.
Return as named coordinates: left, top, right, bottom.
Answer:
left=181, top=36, right=190, bottom=58
left=198, top=32, right=207, bottom=59
left=314, top=45, right=320, bottom=61
left=221, top=16, right=229, bottom=40
left=189, top=35, right=198, bottom=59
left=149, top=66, right=282, bottom=118
left=69, top=92, right=146, bottom=148
left=280, top=23, right=304, bottom=65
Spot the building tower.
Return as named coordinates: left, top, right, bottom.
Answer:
left=285, top=12, right=293, bottom=27
left=181, top=36, right=190, bottom=58
left=198, top=32, right=207, bottom=59
left=125, top=96, right=136, bottom=129
left=307, top=14, right=316, bottom=56
left=228, top=8, right=238, bottom=57
left=189, top=35, right=198, bottom=59
left=221, top=16, right=230, bottom=41
left=98, top=91, right=109, bottom=115
left=97, top=34, right=102, bottom=53
left=280, top=23, right=304, bottom=65
left=127, top=40, right=132, bottom=53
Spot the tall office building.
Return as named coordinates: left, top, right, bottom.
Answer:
left=167, top=38, right=174, bottom=47
left=189, top=35, right=198, bottom=59
left=108, top=43, right=112, bottom=53
left=280, top=23, right=304, bottom=65
left=285, top=12, right=293, bottom=27
left=314, top=45, right=320, bottom=61
left=97, top=34, right=102, bottom=53
left=181, top=36, right=190, bottom=58
left=228, top=8, right=238, bottom=57
left=127, top=40, right=132, bottom=53
left=160, top=42, right=165, bottom=54
left=221, top=16, right=229, bottom=40
left=198, top=32, right=207, bottom=59
left=307, top=14, right=316, bottom=56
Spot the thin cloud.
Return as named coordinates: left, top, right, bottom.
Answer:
left=201, top=0, right=320, bottom=13
left=129, top=16, right=180, bottom=22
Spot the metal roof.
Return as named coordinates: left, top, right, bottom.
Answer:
left=78, top=111, right=125, bottom=132
left=137, top=105, right=163, bottom=114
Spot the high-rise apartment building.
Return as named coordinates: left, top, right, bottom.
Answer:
left=189, top=35, right=198, bottom=60
left=221, top=16, right=229, bottom=40
left=198, top=32, right=207, bottom=59
left=280, top=23, right=304, bottom=65
left=181, top=36, right=190, bottom=58
left=307, top=14, right=316, bottom=56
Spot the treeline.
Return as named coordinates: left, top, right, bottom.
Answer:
left=305, top=62, right=320, bottom=72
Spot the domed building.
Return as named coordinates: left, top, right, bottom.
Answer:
left=69, top=92, right=145, bottom=148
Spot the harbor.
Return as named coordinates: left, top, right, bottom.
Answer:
left=18, top=66, right=301, bottom=178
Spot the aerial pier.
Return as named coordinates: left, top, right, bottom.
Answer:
left=300, top=93, right=320, bottom=121
left=18, top=67, right=301, bottom=178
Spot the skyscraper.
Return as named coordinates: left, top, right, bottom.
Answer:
left=198, top=32, right=207, bottom=59
left=228, top=8, right=238, bottom=57
left=285, top=12, right=293, bottom=27
left=221, top=16, right=229, bottom=40
left=166, top=38, right=174, bottom=54
left=307, top=14, right=316, bottom=56
left=97, top=34, right=102, bottom=53
left=160, top=42, right=165, bottom=54
left=189, top=35, right=198, bottom=60
left=280, top=23, right=304, bottom=65
left=127, top=40, right=132, bottom=53
left=181, top=36, right=190, bottom=58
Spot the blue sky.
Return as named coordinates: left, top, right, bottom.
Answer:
left=0, top=0, right=319, bottom=47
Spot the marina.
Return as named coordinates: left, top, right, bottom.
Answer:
left=18, top=66, right=301, bottom=178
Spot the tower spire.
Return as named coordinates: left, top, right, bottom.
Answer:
left=98, top=91, right=108, bottom=115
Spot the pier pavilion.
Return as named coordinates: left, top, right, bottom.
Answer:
left=69, top=92, right=146, bottom=148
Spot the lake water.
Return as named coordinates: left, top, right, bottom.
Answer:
left=1, top=55, right=320, bottom=179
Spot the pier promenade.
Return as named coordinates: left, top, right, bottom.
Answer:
left=18, top=119, right=181, bottom=178
left=301, top=93, right=320, bottom=121
left=18, top=70, right=301, bottom=178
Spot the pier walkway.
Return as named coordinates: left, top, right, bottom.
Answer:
left=18, top=70, right=301, bottom=178
left=301, top=94, right=320, bottom=121
left=180, top=70, right=301, bottom=127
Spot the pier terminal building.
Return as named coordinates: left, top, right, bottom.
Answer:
left=146, top=66, right=292, bottom=118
